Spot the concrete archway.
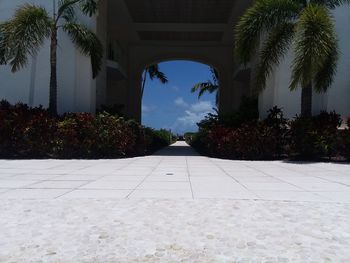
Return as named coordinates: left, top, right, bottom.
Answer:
left=97, top=0, right=254, bottom=121
left=125, top=45, right=249, bottom=121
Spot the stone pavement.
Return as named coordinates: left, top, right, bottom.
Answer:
left=0, top=141, right=350, bottom=202
left=0, top=142, right=350, bottom=262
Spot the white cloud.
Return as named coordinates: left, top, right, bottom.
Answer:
left=177, top=110, right=207, bottom=126
left=171, top=100, right=215, bottom=134
left=142, top=104, right=156, bottom=114
left=190, top=101, right=213, bottom=112
left=174, top=97, right=189, bottom=108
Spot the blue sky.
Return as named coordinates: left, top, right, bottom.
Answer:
left=142, top=61, right=216, bottom=135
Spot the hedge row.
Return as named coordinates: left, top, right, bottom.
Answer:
left=0, top=101, right=173, bottom=159
left=188, top=107, right=350, bottom=161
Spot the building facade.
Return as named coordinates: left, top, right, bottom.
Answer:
left=0, top=0, right=349, bottom=121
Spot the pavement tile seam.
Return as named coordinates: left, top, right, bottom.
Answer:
left=125, top=158, right=165, bottom=198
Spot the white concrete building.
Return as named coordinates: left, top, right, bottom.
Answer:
left=0, top=0, right=349, bottom=121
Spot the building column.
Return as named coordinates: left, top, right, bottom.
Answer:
left=125, top=66, right=142, bottom=122
left=218, top=63, right=242, bottom=115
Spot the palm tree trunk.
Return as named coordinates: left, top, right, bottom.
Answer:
left=141, top=70, right=147, bottom=99
left=301, top=83, right=312, bottom=118
left=49, top=28, right=58, bottom=116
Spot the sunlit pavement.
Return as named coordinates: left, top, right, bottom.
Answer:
left=0, top=142, right=350, bottom=262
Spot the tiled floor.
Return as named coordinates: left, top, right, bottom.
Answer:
left=0, top=141, right=350, bottom=202
left=1, top=142, right=350, bottom=262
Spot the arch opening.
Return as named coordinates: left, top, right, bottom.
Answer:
left=141, top=60, right=219, bottom=135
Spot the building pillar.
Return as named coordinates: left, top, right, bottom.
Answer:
left=218, top=63, right=242, bottom=115
left=125, top=65, right=142, bottom=122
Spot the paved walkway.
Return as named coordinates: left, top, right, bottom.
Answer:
left=1, top=142, right=350, bottom=262
left=0, top=141, right=349, bottom=201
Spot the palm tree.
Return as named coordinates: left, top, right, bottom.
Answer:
left=141, top=64, right=168, bottom=98
left=0, top=0, right=103, bottom=116
left=235, top=0, right=349, bottom=117
left=191, top=67, right=219, bottom=105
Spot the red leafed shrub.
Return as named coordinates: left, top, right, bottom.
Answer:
left=193, top=107, right=287, bottom=160
left=92, top=113, right=136, bottom=157
left=202, top=122, right=282, bottom=160
left=191, top=107, right=350, bottom=161
left=55, top=113, right=97, bottom=158
left=337, top=129, right=350, bottom=160
left=55, top=113, right=137, bottom=158
left=0, top=100, right=172, bottom=159
left=0, top=101, right=56, bottom=158
left=22, top=111, right=57, bottom=157
left=336, top=117, right=350, bottom=160
left=205, top=126, right=237, bottom=158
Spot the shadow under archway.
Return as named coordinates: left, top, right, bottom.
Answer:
left=152, top=143, right=200, bottom=156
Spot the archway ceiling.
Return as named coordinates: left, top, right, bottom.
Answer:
left=109, top=0, right=253, bottom=45
left=125, top=0, right=235, bottom=24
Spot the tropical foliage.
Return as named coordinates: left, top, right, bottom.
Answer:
left=188, top=105, right=350, bottom=161
left=141, top=64, right=168, bottom=98
left=191, top=67, right=219, bottom=104
left=234, top=0, right=349, bottom=117
left=0, top=100, right=173, bottom=159
left=0, top=0, right=103, bottom=115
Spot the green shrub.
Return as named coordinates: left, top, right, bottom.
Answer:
left=263, top=106, right=288, bottom=157
left=144, top=128, right=174, bottom=153
left=196, top=96, right=259, bottom=131
left=92, top=113, right=136, bottom=157
left=97, top=104, right=125, bottom=116
left=289, top=111, right=342, bottom=159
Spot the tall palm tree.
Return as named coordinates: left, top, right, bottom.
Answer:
left=235, top=0, right=348, bottom=117
left=141, top=64, right=168, bottom=98
left=0, top=0, right=103, bottom=116
left=191, top=67, right=219, bottom=105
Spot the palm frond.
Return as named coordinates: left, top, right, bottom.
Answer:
left=290, top=4, right=338, bottom=91
left=191, top=82, right=219, bottom=99
left=80, top=0, right=99, bottom=16
left=58, top=0, right=78, bottom=22
left=234, top=0, right=301, bottom=65
left=0, top=23, right=10, bottom=64
left=310, top=0, right=350, bottom=8
left=209, top=67, right=219, bottom=85
left=63, top=22, right=103, bottom=78
left=147, top=64, right=159, bottom=80
left=154, top=71, right=168, bottom=84
left=0, top=5, right=51, bottom=72
left=314, top=45, right=339, bottom=92
left=147, top=64, right=168, bottom=84
left=255, top=22, right=295, bottom=91
left=58, top=0, right=98, bottom=22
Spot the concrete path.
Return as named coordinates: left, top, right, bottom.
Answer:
left=1, top=142, right=350, bottom=262
left=0, top=141, right=349, bottom=202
